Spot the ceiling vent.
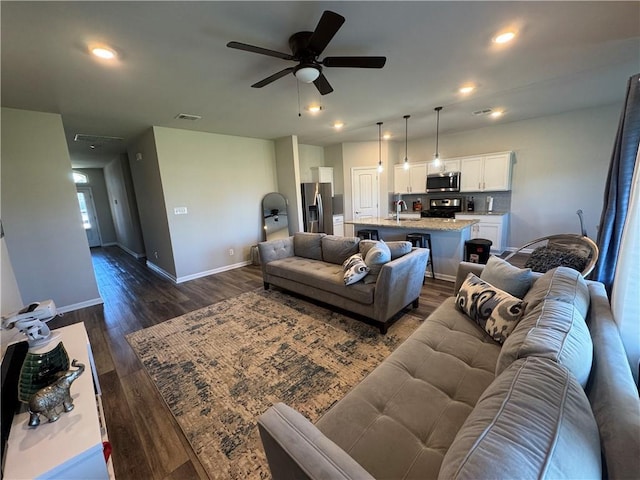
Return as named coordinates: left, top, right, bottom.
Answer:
left=175, top=113, right=202, bottom=121
left=74, top=134, right=123, bottom=144
left=472, top=108, right=493, bottom=116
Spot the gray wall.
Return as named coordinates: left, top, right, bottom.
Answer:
left=127, top=128, right=176, bottom=277
left=275, top=136, right=302, bottom=234
left=130, top=126, right=277, bottom=282
left=75, top=167, right=117, bottom=245
left=298, top=144, right=325, bottom=183
left=104, top=154, right=145, bottom=257
left=1, top=108, right=101, bottom=311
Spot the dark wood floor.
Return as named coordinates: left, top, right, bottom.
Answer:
left=49, top=246, right=454, bottom=479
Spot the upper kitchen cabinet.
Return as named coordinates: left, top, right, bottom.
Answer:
left=460, top=151, right=513, bottom=192
left=394, top=162, right=428, bottom=194
left=311, top=166, right=334, bottom=195
left=427, top=159, right=461, bottom=175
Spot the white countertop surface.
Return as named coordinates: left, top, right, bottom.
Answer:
left=347, top=217, right=478, bottom=232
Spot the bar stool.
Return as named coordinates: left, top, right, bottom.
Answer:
left=406, top=233, right=435, bottom=280
left=357, top=229, right=380, bottom=241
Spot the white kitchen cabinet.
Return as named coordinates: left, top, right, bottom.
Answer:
left=4, top=322, right=113, bottom=480
left=427, top=158, right=461, bottom=175
left=456, top=213, right=509, bottom=254
left=311, top=166, right=334, bottom=195
left=460, top=152, right=512, bottom=192
left=394, top=163, right=428, bottom=194
left=333, top=215, right=344, bottom=236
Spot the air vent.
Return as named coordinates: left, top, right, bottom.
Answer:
left=74, top=134, right=123, bottom=144
left=472, top=108, right=493, bottom=116
left=175, top=113, right=202, bottom=121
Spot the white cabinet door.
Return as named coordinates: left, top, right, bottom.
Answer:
left=482, top=153, right=512, bottom=191
left=394, top=164, right=410, bottom=193
left=409, top=163, right=427, bottom=193
left=456, top=214, right=508, bottom=253
left=460, top=157, right=484, bottom=192
left=312, top=167, right=334, bottom=195
left=476, top=222, right=501, bottom=247
left=427, top=158, right=461, bottom=175
left=460, top=152, right=512, bottom=192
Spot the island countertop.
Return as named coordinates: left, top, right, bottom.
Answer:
left=347, top=217, right=478, bottom=232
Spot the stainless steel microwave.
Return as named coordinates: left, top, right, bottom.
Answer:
left=426, top=171, right=461, bottom=193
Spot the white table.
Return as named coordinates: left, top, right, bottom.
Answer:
left=3, top=323, right=113, bottom=479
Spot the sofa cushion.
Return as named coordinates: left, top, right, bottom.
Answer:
left=480, top=255, right=533, bottom=298
left=438, top=357, right=601, bottom=480
left=386, top=241, right=413, bottom=260
left=342, top=253, right=369, bottom=286
left=316, top=297, right=500, bottom=480
left=363, top=241, right=391, bottom=284
left=265, top=257, right=374, bottom=304
left=523, top=266, right=590, bottom=317
left=455, top=273, right=526, bottom=343
left=358, top=239, right=378, bottom=258
left=293, top=232, right=326, bottom=260
left=496, top=299, right=593, bottom=387
left=322, top=235, right=360, bottom=265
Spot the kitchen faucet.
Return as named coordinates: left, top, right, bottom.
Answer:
left=395, top=200, right=407, bottom=221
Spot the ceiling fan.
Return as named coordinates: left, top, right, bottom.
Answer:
left=227, top=10, right=386, bottom=95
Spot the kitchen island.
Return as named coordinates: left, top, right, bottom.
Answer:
left=347, top=217, right=478, bottom=281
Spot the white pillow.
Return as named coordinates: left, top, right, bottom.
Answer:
left=363, top=241, right=391, bottom=284
left=342, top=253, right=369, bottom=285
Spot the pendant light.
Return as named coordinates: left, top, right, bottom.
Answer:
left=403, top=115, right=410, bottom=170
left=433, top=106, right=443, bottom=167
left=377, top=122, right=384, bottom=173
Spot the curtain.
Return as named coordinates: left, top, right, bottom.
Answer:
left=593, top=74, right=640, bottom=292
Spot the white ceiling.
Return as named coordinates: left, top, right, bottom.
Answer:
left=2, top=1, right=639, bottom=168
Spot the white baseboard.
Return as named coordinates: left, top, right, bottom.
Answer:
left=57, top=297, right=104, bottom=314
left=117, top=243, right=146, bottom=259
left=176, top=261, right=252, bottom=284
left=146, top=261, right=177, bottom=282
left=101, top=242, right=118, bottom=247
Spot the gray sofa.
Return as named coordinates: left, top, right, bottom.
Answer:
left=257, top=261, right=640, bottom=479
left=257, top=233, right=429, bottom=334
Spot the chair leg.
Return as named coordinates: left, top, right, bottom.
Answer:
left=263, top=282, right=270, bottom=290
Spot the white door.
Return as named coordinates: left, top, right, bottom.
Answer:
left=76, top=187, right=101, bottom=247
left=352, top=167, right=379, bottom=221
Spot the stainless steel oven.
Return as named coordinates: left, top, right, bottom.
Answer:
left=426, top=171, right=461, bottom=193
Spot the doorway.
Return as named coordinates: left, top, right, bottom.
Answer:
left=76, top=186, right=102, bottom=247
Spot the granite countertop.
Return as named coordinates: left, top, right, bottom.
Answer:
left=347, top=217, right=479, bottom=232
left=456, top=211, right=509, bottom=216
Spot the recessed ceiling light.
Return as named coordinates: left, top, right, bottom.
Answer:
left=490, top=110, right=504, bottom=118
left=382, top=133, right=391, bottom=140
left=332, top=121, right=344, bottom=129
left=90, top=45, right=117, bottom=60
left=459, top=85, right=475, bottom=94
left=305, top=104, right=323, bottom=114
left=493, top=31, right=516, bottom=44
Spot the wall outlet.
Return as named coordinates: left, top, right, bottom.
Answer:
left=154, top=251, right=159, bottom=259
left=174, top=207, right=188, bottom=215
left=229, top=248, right=234, bottom=256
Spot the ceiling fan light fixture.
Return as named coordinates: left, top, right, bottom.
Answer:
left=295, top=66, right=320, bottom=83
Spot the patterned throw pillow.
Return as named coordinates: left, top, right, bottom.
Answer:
left=456, top=273, right=527, bottom=343
left=342, top=253, right=370, bottom=285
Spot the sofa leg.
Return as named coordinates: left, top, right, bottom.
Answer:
left=263, top=282, right=270, bottom=290
left=379, top=323, right=388, bottom=335
left=412, top=298, right=419, bottom=309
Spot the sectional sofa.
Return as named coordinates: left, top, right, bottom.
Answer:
left=257, top=233, right=429, bottom=333
left=257, top=260, right=640, bottom=479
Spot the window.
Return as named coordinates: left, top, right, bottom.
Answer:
left=73, top=172, right=88, bottom=184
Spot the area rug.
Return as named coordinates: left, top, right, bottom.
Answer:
left=126, top=289, right=423, bottom=479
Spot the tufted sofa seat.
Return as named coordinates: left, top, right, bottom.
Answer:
left=257, top=262, right=640, bottom=479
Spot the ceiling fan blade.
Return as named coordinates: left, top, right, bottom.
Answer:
left=313, top=73, right=334, bottom=95
left=307, top=11, right=345, bottom=56
left=251, top=67, right=295, bottom=88
left=227, top=41, right=294, bottom=61
left=322, top=56, right=387, bottom=68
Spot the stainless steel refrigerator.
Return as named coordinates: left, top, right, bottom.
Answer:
left=301, top=182, right=333, bottom=234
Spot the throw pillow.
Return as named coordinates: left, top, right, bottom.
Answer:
left=480, top=255, right=534, bottom=298
left=385, top=241, right=413, bottom=260
left=455, top=273, right=526, bottom=343
left=362, top=241, right=392, bottom=284
left=342, top=253, right=370, bottom=285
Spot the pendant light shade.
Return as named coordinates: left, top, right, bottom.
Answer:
left=403, top=115, right=410, bottom=170
left=377, top=122, right=384, bottom=173
left=434, top=106, right=443, bottom=167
